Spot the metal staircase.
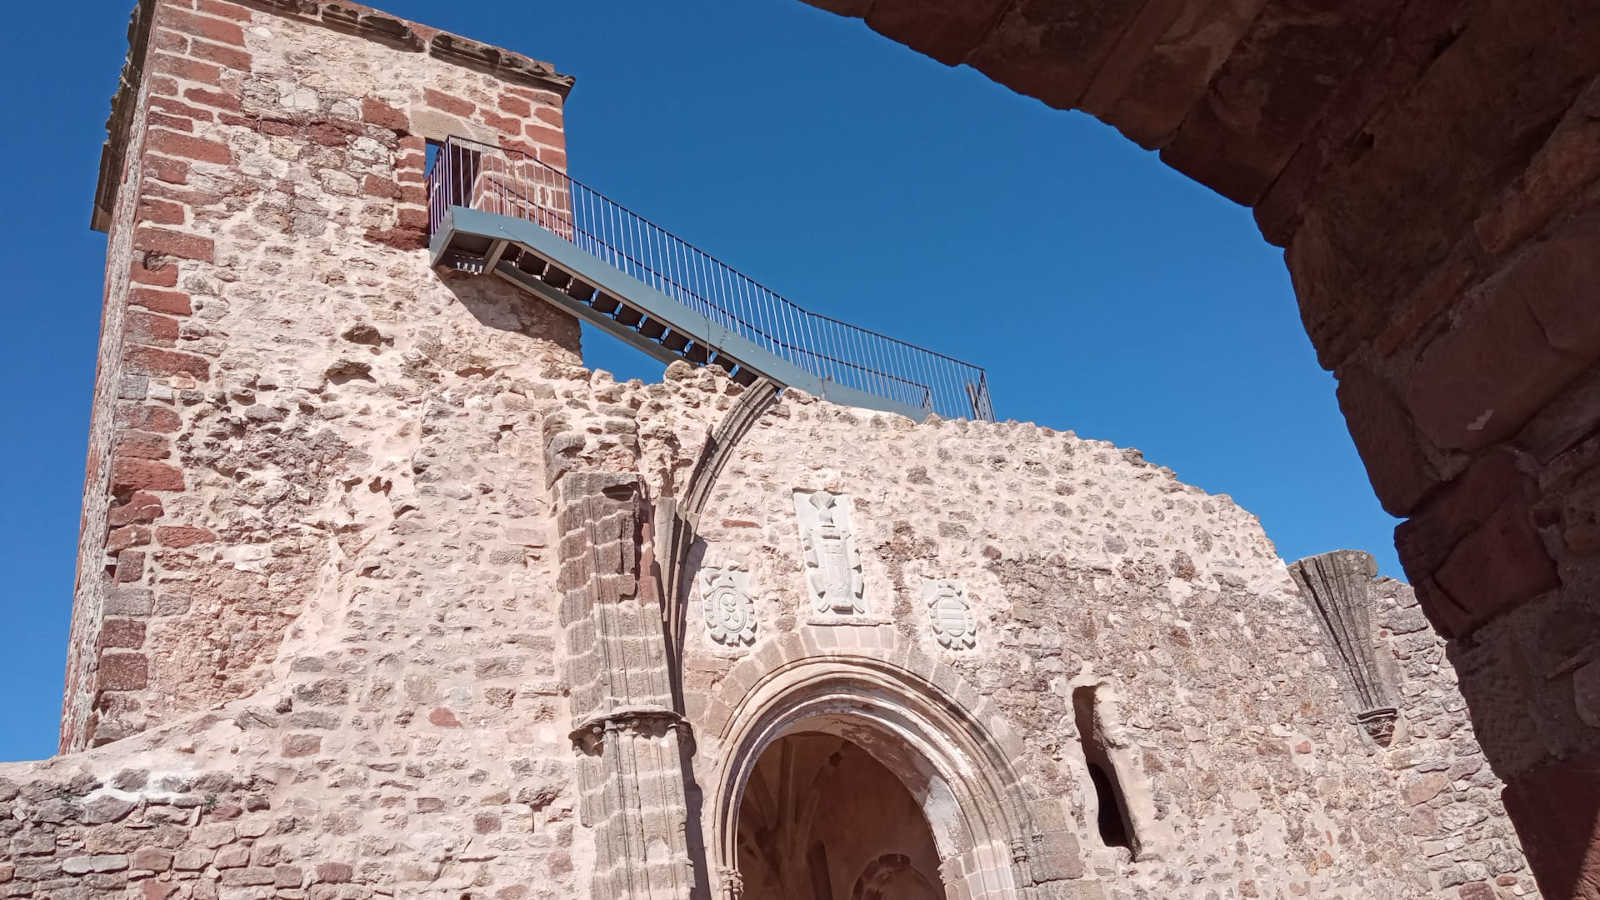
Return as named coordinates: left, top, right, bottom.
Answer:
left=426, top=136, right=995, bottom=422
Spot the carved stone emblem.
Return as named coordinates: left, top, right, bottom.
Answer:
left=924, top=579, right=976, bottom=649
left=701, top=567, right=756, bottom=647
left=793, top=490, right=865, bottom=616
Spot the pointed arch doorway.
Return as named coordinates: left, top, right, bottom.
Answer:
left=736, top=731, right=944, bottom=900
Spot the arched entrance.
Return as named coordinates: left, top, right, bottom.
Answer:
left=736, top=732, right=943, bottom=900
left=708, top=652, right=1078, bottom=899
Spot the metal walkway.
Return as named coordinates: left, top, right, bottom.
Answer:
left=426, top=136, right=995, bottom=422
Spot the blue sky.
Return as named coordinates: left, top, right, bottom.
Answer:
left=0, top=0, right=1399, bottom=761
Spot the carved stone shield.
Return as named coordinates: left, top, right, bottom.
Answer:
left=701, top=567, right=756, bottom=647
left=924, top=579, right=976, bottom=649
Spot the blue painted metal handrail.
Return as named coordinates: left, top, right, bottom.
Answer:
left=426, top=136, right=995, bottom=421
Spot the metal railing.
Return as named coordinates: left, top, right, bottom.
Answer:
left=427, top=136, right=995, bottom=421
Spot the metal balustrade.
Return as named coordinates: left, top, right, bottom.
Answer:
left=426, top=135, right=995, bottom=422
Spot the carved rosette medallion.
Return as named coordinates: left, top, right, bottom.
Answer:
left=700, top=567, right=757, bottom=647
left=924, top=578, right=976, bottom=649
left=793, top=490, right=865, bottom=617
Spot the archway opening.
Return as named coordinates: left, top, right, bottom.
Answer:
left=735, top=731, right=943, bottom=900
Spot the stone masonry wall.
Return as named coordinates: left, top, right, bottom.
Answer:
left=640, top=377, right=1510, bottom=900
left=4, top=2, right=1543, bottom=898
left=1372, top=578, right=1538, bottom=899
left=67, top=0, right=576, bottom=750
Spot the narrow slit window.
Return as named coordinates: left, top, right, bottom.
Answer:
left=1073, top=686, right=1137, bottom=853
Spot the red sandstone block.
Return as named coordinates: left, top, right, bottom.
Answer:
left=504, top=86, right=563, bottom=106
left=362, top=174, right=400, bottom=200
left=396, top=153, right=426, bottom=178
left=119, top=404, right=182, bottom=433
left=116, top=549, right=145, bottom=582
left=148, top=129, right=231, bottom=166
left=538, top=147, right=566, bottom=169
left=117, top=428, right=172, bottom=460
left=145, top=155, right=190, bottom=186
left=314, top=863, right=353, bottom=884
left=196, top=0, right=252, bottom=22
left=361, top=97, right=409, bottom=132
left=130, top=260, right=180, bottom=288
left=188, top=39, right=252, bottom=73
left=497, top=94, right=531, bottom=117
left=147, top=111, right=194, bottom=134
left=98, top=651, right=149, bottom=691
left=428, top=707, right=461, bottom=727
left=148, top=75, right=181, bottom=97
left=125, top=345, right=211, bottom=380
left=130, top=287, right=193, bottom=316
left=127, top=309, right=181, bottom=347
left=160, top=8, right=247, bottom=46
left=395, top=206, right=429, bottom=230
left=423, top=88, right=474, bottom=117
left=100, top=618, right=147, bottom=650
left=106, top=525, right=152, bottom=554
left=157, top=525, right=216, bottom=548
left=363, top=226, right=427, bottom=251
left=132, top=847, right=174, bottom=872
left=149, top=95, right=215, bottom=122
left=134, top=227, right=213, bottom=262
left=109, top=491, right=165, bottom=526
left=398, top=133, right=426, bottom=154
left=398, top=184, right=426, bottom=206
left=149, top=52, right=222, bottom=86
left=534, top=106, right=562, bottom=128
left=522, top=123, right=564, bottom=148
left=112, top=457, right=185, bottom=493
left=153, top=28, right=188, bottom=54
left=480, top=110, right=522, bottom=136
left=183, top=86, right=241, bottom=112
left=142, top=880, right=179, bottom=900
left=139, top=197, right=186, bottom=226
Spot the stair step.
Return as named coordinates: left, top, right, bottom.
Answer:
left=592, top=292, right=620, bottom=314
left=616, top=305, right=643, bottom=327
left=565, top=280, right=596, bottom=303
left=514, top=252, right=546, bottom=277
left=685, top=343, right=710, bottom=364
left=662, top=331, right=689, bottom=352
left=709, top=353, right=733, bottom=373
left=731, top=367, right=758, bottom=386
left=542, top=267, right=572, bottom=290
left=639, top=319, right=666, bottom=340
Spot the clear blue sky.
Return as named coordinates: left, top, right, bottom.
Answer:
left=0, top=0, right=1400, bottom=761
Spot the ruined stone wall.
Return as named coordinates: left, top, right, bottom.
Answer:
left=641, top=379, right=1479, bottom=899
left=67, top=0, right=576, bottom=750
left=1372, top=578, right=1537, bottom=899
left=7, top=2, right=1548, bottom=897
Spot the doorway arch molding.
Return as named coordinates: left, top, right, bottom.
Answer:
left=703, top=634, right=1087, bottom=899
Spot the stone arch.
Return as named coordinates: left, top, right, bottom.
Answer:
left=704, top=635, right=1081, bottom=899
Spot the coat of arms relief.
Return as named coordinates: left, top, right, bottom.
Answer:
left=793, top=490, right=866, bottom=618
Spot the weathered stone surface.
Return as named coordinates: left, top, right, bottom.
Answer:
left=17, top=0, right=1586, bottom=896
left=1503, top=751, right=1600, bottom=900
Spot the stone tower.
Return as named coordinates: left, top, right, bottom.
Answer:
left=0, top=2, right=1538, bottom=898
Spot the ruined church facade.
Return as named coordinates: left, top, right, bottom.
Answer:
left=0, top=2, right=1536, bottom=898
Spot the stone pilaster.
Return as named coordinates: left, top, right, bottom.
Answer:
left=556, top=471, right=698, bottom=899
